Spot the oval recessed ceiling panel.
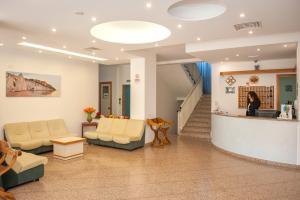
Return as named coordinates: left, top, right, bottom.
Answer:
left=168, top=0, right=226, bottom=21
left=90, top=21, right=171, bottom=44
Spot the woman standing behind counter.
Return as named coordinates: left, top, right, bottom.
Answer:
left=246, top=91, right=261, bottom=116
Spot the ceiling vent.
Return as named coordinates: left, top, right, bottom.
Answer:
left=234, top=21, right=262, bottom=31
left=84, top=47, right=102, bottom=52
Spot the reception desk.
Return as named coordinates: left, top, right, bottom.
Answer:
left=212, top=113, right=299, bottom=166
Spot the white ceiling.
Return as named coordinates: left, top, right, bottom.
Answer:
left=190, top=42, right=298, bottom=63
left=0, top=0, right=300, bottom=64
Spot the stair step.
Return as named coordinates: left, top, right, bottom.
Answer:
left=191, top=113, right=211, bottom=118
left=182, top=126, right=211, bottom=133
left=180, top=133, right=211, bottom=141
left=185, top=122, right=210, bottom=128
left=193, top=110, right=211, bottom=114
left=189, top=119, right=211, bottom=123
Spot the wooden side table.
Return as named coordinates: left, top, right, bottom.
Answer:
left=81, top=122, right=98, bottom=137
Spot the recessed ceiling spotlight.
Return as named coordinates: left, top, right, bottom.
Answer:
left=225, top=57, right=229, bottom=61
left=92, top=52, right=96, bottom=55
left=91, top=40, right=96, bottom=43
left=283, top=44, right=288, bottom=48
left=115, top=57, right=119, bottom=60
left=0, top=43, right=3, bottom=46
left=74, top=11, right=85, bottom=15
left=68, top=56, right=72, bottom=59
left=236, top=54, right=240, bottom=57
left=146, top=2, right=152, bottom=8
left=22, top=36, right=27, bottom=40
left=120, top=48, right=124, bottom=52
left=168, top=0, right=226, bottom=21
left=257, top=48, right=261, bottom=52
left=18, top=42, right=107, bottom=61
left=90, top=20, right=171, bottom=44
left=38, top=50, right=43, bottom=54
left=240, top=13, right=246, bottom=18
left=51, top=28, right=57, bottom=32
left=197, top=37, right=201, bottom=41
left=91, top=17, right=97, bottom=22
left=177, top=24, right=182, bottom=28
left=248, top=30, right=254, bottom=35
left=62, top=45, right=67, bottom=49
left=92, top=60, right=96, bottom=63
left=155, top=43, right=159, bottom=47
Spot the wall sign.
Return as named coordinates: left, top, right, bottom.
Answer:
left=225, top=76, right=236, bottom=86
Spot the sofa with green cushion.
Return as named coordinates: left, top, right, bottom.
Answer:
left=1, top=151, right=48, bottom=190
left=84, top=118, right=145, bottom=151
left=4, top=119, right=72, bottom=154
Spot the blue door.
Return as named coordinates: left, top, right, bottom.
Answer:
left=123, top=85, right=130, bottom=117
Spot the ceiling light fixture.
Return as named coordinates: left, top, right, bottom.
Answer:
left=120, top=48, right=124, bottom=52
left=240, top=13, right=245, bottom=18
left=0, top=43, right=4, bottom=46
left=62, top=45, right=67, bottom=49
left=18, top=42, right=107, bottom=61
left=225, top=57, right=229, bottom=61
left=38, top=50, right=43, bottom=54
left=115, top=57, right=119, bottom=60
left=90, top=20, right=171, bottom=44
left=91, top=40, right=96, bottom=43
left=68, top=56, right=72, bottom=59
left=257, top=48, right=261, bottom=52
left=22, top=36, right=27, bottom=40
left=283, top=44, right=288, bottom=48
left=155, top=43, right=159, bottom=47
left=236, top=54, right=239, bottom=57
left=197, top=37, right=201, bottom=41
left=146, top=2, right=152, bottom=8
left=92, top=60, right=96, bottom=63
left=168, top=0, right=226, bottom=21
left=248, top=30, right=254, bottom=35
left=91, top=17, right=97, bottom=22
left=177, top=24, right=182, bottom=28
left=51, top=28, right=57, bottom=32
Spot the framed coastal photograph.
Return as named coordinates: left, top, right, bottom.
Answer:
left=6, top=71, right=61, bottom=97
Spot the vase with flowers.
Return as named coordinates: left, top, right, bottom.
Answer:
left=83, top=107, right=96, bottom=123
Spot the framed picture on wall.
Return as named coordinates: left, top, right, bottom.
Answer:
left=6, top=71, right=61, bottom=97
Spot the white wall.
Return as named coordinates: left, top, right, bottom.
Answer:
left=157, top=64, right=193, bottom=98
left=99, top=64, right=130, bottom=115
left=156, top=73, right=178, bottom=134
left=212, top=58, right=297, bottom=115
left=0, top=47, right=98, bottom=139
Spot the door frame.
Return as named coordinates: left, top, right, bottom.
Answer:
left=276, top=74, right=296, bottom=110
left=99, top=81, right=112, bottom=115
left=122, top=84, right=130, bottom=117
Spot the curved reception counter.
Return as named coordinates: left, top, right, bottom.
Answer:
left=212, top=114, right=299, bottom=166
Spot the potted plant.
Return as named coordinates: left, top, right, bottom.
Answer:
left=83, top=107, right=96, bottom=123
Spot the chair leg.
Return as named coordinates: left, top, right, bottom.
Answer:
left=0, top=187, right=16, bottom=200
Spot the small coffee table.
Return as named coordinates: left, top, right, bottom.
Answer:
left=50, top=137, right=86, bottom=161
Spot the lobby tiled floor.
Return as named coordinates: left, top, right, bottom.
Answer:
left=10, top=135, right=300, bottom=200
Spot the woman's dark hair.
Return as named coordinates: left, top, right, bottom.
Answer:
left=247, top=91, right=260, bottom=105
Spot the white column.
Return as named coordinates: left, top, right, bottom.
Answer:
left=130, top=53, right=156, bottom=143
left=297, top=42, right=300, bottom=165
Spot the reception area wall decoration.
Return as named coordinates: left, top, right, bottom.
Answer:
left=6, top=71, right=61, bottom=97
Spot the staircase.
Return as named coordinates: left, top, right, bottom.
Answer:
left=181, top=95, right=211, bottom=140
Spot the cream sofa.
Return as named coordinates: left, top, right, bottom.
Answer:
left=4, top=119, right=72, bottom=154
left=84, top=118, right=145, bottom=150
left=1, top=151, right=48, bottom=190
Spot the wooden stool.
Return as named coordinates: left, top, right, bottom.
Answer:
left=147, top=118, right=173, bottom=147
left=0, top=141, right=21, bottom=200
